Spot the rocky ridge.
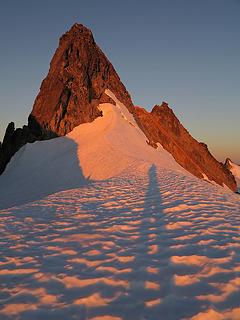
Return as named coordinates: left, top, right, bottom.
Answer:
left=135, top=103, right=237, bottom=191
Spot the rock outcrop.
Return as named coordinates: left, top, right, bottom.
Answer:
left=225, top=158, right=234, bottom=171
left=0, top=123, right=36, bottom=175
left=135, top=103, right=237, bottom=192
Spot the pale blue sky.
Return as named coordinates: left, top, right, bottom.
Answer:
left=0, top=0, right=239, bottom=162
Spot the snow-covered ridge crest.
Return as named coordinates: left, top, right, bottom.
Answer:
left=0, top=90, right=183, bottom=209
left=0, top=89, right=237, bottom=210
left=67, top=89, right=182, bottom=180
left=0, top=98, right=240, bottom=320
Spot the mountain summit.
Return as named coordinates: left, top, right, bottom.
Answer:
left=29, top=23, right=135, bottom=138
left=0, top=23, right=237, bottom=192
left=0, top=24, right=135, bottom=175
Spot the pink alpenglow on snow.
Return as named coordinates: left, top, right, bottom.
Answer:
left=0, top=92, right=240, bottom=320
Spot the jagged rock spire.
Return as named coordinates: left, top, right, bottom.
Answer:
left=28, top=23, right=134, bottom=138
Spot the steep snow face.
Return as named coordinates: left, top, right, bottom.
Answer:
left=68, top=89, right=184, bottom=179
left=0, top=91, right=240, bottom=319
left=0, top=90, right=186, bottom=209
left=227, top=159, right=240, bottom=192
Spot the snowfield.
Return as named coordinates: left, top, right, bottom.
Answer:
left=0, top=91, right=240, bottom=320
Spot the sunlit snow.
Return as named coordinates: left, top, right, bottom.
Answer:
left=0, top=91, right=239, bottom=320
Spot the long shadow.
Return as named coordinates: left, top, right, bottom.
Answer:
left=0, top=136, right=90, bottom=209
left=1, top=163, right=238, bottom=319
left=100, top=164, right=177, bottom=319
left=112, top=164, right=203, bottom=320
left=0, top=164, right=172, bottom=320
left=127, top=164, right=175, bottom=319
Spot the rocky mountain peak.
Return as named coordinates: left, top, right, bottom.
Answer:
left=0, top=23, right=134, bottom=174
left=28, top=22, right=134, bottom=139
left=0, top=23, right=237, bottom=192
left=152, top=101, right=169, bottom=111
left=60, top=23, right=94, bottom=43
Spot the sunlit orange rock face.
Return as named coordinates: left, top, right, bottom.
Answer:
left=28, top=23, right=134, bottom=138
left=135, top=103, right=237, bottom=191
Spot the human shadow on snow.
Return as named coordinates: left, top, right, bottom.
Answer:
left=0, top=165, right=239, bottom=319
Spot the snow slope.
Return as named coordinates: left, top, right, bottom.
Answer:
left=227, top=159, right=240, bottom=192
left=0, top=91, right=240, bottom=319
left=0, top=90, right=186, bottom=209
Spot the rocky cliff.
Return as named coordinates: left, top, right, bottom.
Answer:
left=135, top=103, right=237, bottom=191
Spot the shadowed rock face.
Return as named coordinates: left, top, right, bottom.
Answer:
left=0, top=123, right=37, bottom=175
left=135, top=103, right=237, bottom=192
left=28, top=23, right=134, bottom=137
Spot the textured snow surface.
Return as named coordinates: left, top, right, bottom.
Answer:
left=0, top=91, right=240, bottom=319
